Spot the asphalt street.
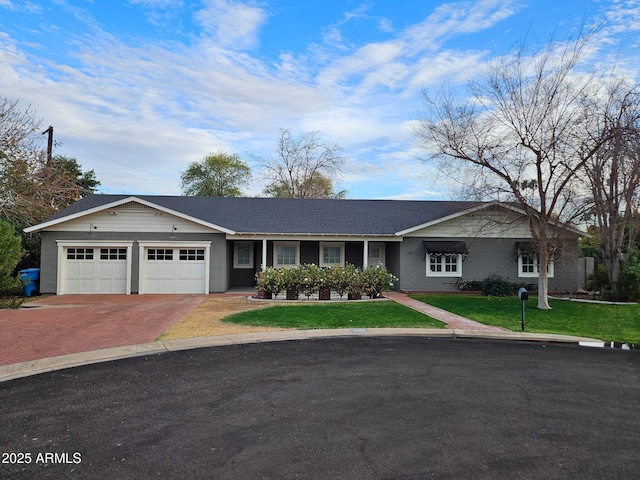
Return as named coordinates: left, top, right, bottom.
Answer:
left=1, top=337, right=639, bottom=479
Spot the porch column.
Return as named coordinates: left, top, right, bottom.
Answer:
left=363, top=239, right=369, bottom=268
left=262, top=239, right=267, bottom=271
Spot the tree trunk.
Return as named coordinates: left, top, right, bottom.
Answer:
left=537, top=221, right=551, bottom=310
left=601, top=246, right=621, bottom=295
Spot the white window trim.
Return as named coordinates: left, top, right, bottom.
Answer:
left=426, top=253, right=463, bottom=277
left=273, top=241, right=300, bottom=268
left=234, top=242, right=254, bottom=269
left=319, top=242, right=345, bottom=267
left=518, top=254, right=555, bottom=278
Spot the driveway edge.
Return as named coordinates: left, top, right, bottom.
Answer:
left=0, top=328, right=603, bottom=383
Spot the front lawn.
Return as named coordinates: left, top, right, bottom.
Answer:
left=224, top=301, right=446, bottom=330
left=410, top=294, right=640, bottom=344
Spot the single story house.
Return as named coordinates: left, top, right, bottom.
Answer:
left=24, top=195, right=587, bottom=295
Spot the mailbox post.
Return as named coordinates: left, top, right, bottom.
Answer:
left=518, top=287, right=529, bottom=331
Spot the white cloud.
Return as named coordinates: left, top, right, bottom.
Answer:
left=5, top=0, right=631, bottom=200
left=194, top=0, right=268, bottom=50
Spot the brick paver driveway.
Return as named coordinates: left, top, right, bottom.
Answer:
left=0, top=295, right=207, bottom=366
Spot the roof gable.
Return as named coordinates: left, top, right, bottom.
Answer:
left=24, top=196, right=235, bottom=234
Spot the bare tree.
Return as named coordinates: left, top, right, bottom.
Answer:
left=259, top=128, right=347, bottom=199
left=415, top=32, right=614, bottom=309
left=0, top=96, right=45, bottom=227
left=0, top=97, right=100, bottom=227
left=583, top=82, right=640, bottom=295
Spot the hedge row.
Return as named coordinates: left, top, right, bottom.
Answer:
left=255, top=263, right=398, bottom=300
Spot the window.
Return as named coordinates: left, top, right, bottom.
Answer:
left=179, top=249, right=205, bottom=261
left=67, top=248, right=94, bottom=260
left=100, top=248, right=127, bottom=260
left=273, top=242, right=300, bottom=268
left=320, top=242, right=345, bottom=267
left=427, top=253, right=462, bottom=277
left=148, top=248, right=173, bottom=261
left=518, top=254, right=554, bottom=278
left=234, top=243, right=253, bottom=269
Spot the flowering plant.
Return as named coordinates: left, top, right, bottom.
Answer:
left=361, top=263, right=398, bottom=299
left=255, top=267, right=284, bottom=296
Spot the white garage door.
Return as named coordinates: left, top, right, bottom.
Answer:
left=142, top=247, right=207, bottom=294
left=63, top=247, right=128, bottom=294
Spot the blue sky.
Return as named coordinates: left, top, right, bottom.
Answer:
left=2, top=0, right=640, bottom=199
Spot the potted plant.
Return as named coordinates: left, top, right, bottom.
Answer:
left=362, top=264, right=398, bottom=299
left=268, top=267, right=285, bottom=299
left=282, top=266, right=301, bottom=300
left=255, top=267, right=279, bottom=299
left=345, top=264, right=363, bottom=300
left=317, top=267, right=333, bottom=300
left=325, top=265, right=347, bottom=299
left=300, top=264, right=322, bottom=299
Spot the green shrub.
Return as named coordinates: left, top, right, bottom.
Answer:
left=0, top=220, right=25, bottom=307
left=325, top=265, right=350, bottom=298
left=459, top=275, right=528, bottom=297
left=255, top=263, right=398, bottom=299
left=255, top=267, right=284, bottom=296
left=361, top=264, right=398, bottom=299
left=585, top=263, right=610, bottom=292
left=616, top=250, right=640, bottom=302
left=0, top=296, right=25, bottom=309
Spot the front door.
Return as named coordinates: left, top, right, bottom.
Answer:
left=368, top=243, right=386, bottom=267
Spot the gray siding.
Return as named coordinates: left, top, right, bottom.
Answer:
left=399, top=237, right=582, bottom=293
left=39, top=231, right=59, bottom=295
left=38, top=231, right=228, bottom=294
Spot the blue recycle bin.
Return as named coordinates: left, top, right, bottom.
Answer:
left=19, top=268, right=40, bottom=297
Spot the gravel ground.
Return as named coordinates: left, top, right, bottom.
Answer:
left=158, top=296, right=290, bottom=340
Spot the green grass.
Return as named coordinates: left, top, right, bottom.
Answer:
left=410, top=294, right=640, bottom=344
left=224, top=301, right=446, bottom=330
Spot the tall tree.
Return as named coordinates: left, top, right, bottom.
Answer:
left=583, top=82, right=640, bottom=296
left=0, top=96, right=101, bottom=269
left=180, top=152, right=251, bottom=197
left=0, top=219, right=24, bottom=294
left=415, top=32, right=616, bottom=309
left=259, top=129, right=347, bottom=199
left=50, top=155, right=100, bottom=200
left=263, top=171, right=347, bottom=199
left=0, top=96, right=43, bottom=227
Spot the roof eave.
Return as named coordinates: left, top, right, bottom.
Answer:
left=24, top=196, right=237, bottom=235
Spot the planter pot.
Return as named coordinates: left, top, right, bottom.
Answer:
left=286, top=287, right=299, bottom=300
left=319, top=286, right=331, bottom=300
left=348, top=292, right=362, bottom=301
left=256, top=289, right=272, bottom=299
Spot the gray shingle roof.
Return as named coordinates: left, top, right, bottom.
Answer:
left=40, top=195, right=487, bottom=235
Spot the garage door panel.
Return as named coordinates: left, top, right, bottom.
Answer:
left=142, top=247, right=207, bottom=294
left=62, top=247, right=128, bottom=294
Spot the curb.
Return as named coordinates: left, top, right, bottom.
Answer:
left=0, top=328, right=602, bottom=383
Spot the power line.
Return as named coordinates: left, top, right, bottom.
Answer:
left=55, top=127, right=188, bottom=169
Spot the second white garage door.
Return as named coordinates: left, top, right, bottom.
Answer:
left=140, top=245, right=209, bottom=294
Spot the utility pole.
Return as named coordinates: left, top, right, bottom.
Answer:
left=42, top=125, right=53, bottom=166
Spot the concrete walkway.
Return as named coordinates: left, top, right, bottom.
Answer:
left=387, top=292, right=508, bottom=332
